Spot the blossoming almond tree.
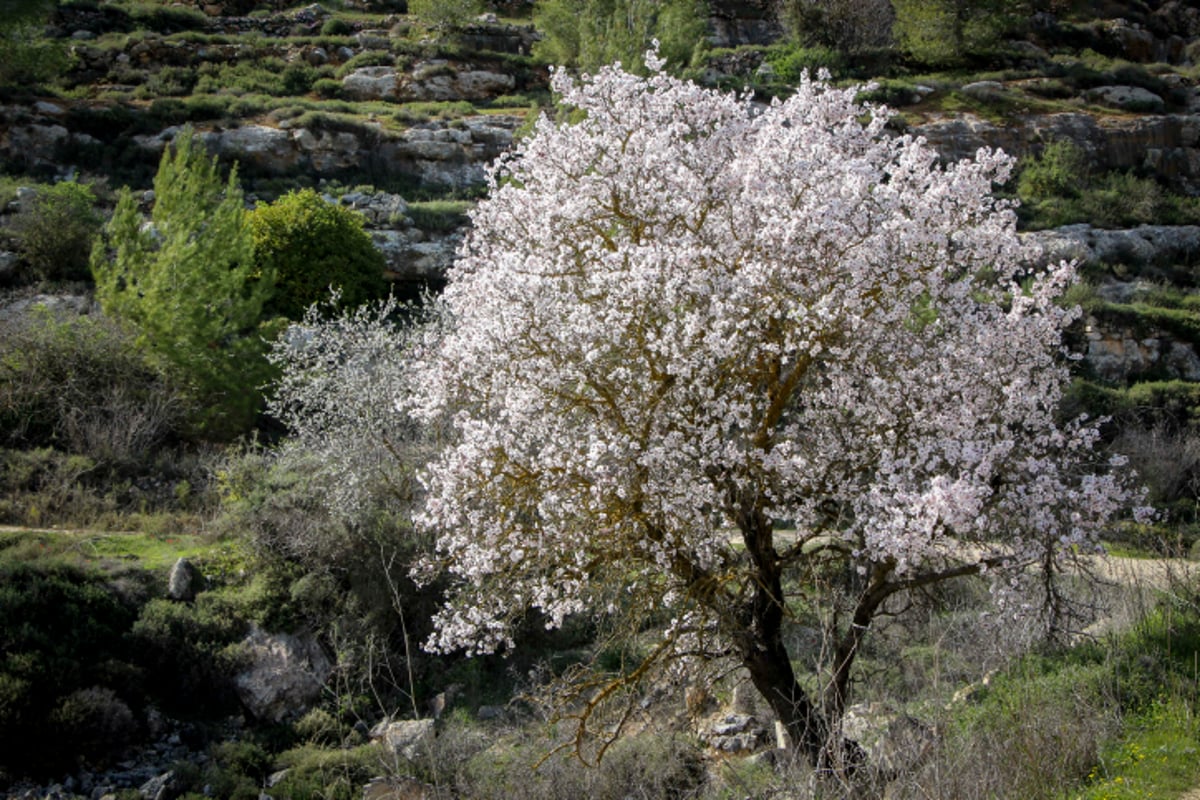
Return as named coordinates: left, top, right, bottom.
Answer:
left=409, top=56, right=1145, bottom=768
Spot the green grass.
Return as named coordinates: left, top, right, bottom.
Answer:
left=0, top=527, right=213, bottom=571
left=406, top=199, right=474, bottom=232
left=1075, top=700, right=1200, bottom=799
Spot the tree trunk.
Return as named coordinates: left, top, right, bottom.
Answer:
left=734, top=505, right=852, bottom=769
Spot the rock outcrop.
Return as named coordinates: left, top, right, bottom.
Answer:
left=912, top=111, right=1200, bottom=192
left=233, top=626, right=332, bottom=723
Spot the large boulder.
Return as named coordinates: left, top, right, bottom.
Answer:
left=166, top=557, right=202, bottom=602
left=342, top=66, right=400, bottom=101
left=233, top=626, right=332, bottom=722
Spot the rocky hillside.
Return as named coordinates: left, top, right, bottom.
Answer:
left=3, top=0, right=1200, bottom=476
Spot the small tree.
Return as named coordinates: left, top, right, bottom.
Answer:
left=407, top=59, right=1145, bottom=771
left=249, top=189, right=386, bottom=321
left=533, top=0, right=708, bottom=74
left=90, top=128, right=275, bottom=440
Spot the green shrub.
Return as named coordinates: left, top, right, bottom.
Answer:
left=321, top=17, right=353, bottom=36
left=281, top=63, right=317, bottom=96
left=313, top=77, right=342, bottom=98
left=334, top=50, right=394, bottom=79
left=7, top=182, right=102, bottom=282
left=130, top=595, right=247, bottom=715
left=0, top=20, right=70, bottom=88
left=0, top=562, right=138, bottom=776
left=406, top=199, right=472, bottom=232
left=248, top=188, right=387, bottom=320
left=1018, top=139, right=1089, bottom=202
left=408, top=0, right=482, bottom=32
left=50, top=686, right=138, bottom=764
left=892, top=0, right=1024, bottom=67
left=766, top=43, right=847, bottom=82
left=123, top=1, right=208, bottom=32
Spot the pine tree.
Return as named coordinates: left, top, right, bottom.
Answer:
left=91, top=127, right=276, bottom=439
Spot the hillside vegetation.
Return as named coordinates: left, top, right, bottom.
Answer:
left=2, top=1, right=1200, bottom=799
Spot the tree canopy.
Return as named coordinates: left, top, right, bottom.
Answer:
left=400, top=57, right=1146, bottom=770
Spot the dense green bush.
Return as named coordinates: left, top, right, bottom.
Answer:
left=320, top=17, right=353, bottom=36
left=130, top=595, right=248, bottom=716
left=7, top=182, right=102, bottom=282
left=249, top=189, right=386, bottom=320
left=0, top=561, right=140, bottom=775
left=892, top=0, right=1025, bottom=66
left=766, top=43, right=847, bottom=82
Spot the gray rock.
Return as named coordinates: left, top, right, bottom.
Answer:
left=342, top=66, right=399, bottom=101
left=960, top=80, right=1005, bottom=99
left=1085, top=85, right=1165, bottom=113
left=371, top=718, right=436, bottom=761
left=167, top=557, right=202, bottom=602
left=234, top=626, right=332, bottom=722
left=137, top=771, right=175, bottom=800
left=0, top=251, right=21, bottom=283
left=1022, top=224, right=1200, bottom=269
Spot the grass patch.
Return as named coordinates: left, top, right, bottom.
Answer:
left=406, top=199, right=473, bottom=232
left=0, top=527, right=212, bottom=571
left=1076, top=703, right=1200, bottom=798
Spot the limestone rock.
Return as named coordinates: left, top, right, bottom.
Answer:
left=234, top=626, right=332, bottom=722
left=1085, top=85, right=1166, bottom=113
left=166, top=557, right=202, bottom=602
left=701, top=713, right=769, bottom=753
left=138, top=771, right=176, bottom=800
left=960, top=80, right=1005, bottom=100
left=342, top=66, right=400, bottom=101
left=371, top=718, right=436, bottom=761
left=1022, top=224, right=1200, bottom=269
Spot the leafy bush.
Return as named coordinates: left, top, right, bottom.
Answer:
left=892, top=0, right=1025, bottom=67
left=1017, top=140, right=1200, bottom=229
left=130, top=594, right=248, bottom=716
left=766, top=43, right=847, bottom=82
left=248, top=188, right=386, bottom=320
left=334, top=50, right=394, bottom=79
left=321, top=17, right=353, bottom=36
left=313, top=77, right=342, bottom=98
left=406, top=199, right=472, bottom=232
left=1017, top=139, right=1090, bottom=201
left=0, top=20, right=70, bottom=88
left=7, top=182, right=102, bottom=282
left=50, top=686, right=139, bottom=765
left=777, top=0, right=894, bottom=52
